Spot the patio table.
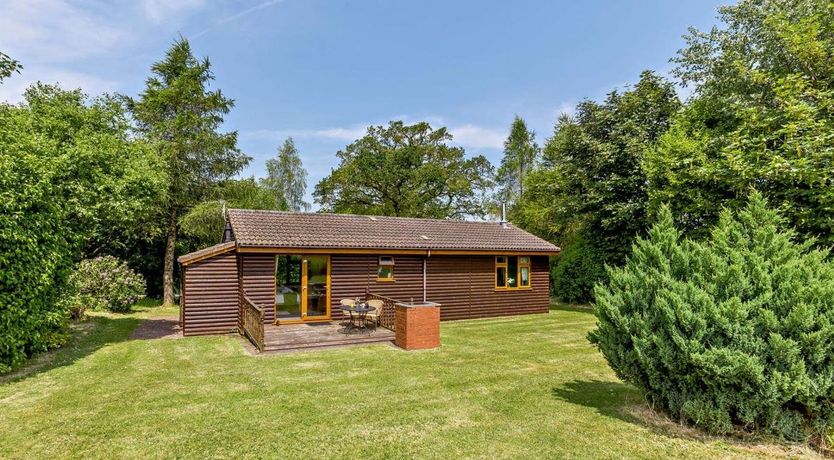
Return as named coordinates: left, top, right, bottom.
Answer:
left=343, top=304, right=372, bottom=332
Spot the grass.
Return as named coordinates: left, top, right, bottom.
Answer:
left=0, top=302, right=821, bottom=459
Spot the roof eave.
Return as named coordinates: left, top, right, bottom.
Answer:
left=234, top=244, right=559, bottom=255
left=178, top=241, right=237, bottom=265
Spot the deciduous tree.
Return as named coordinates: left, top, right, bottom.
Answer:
left=180, top=178, right=281, bottom=249
left=646, top=0, right=834, bottom=244
left=261, top=137, right=309, bottom=211
left=314, top=121, right=494, bottom=218
left=0, top=51, right=21, bottom=82
left=0, top=84, right=164, bottom=371
left=516, top=71, right=680, bottom=302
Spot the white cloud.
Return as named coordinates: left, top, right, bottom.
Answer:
left=406, top=115, right=507, bottom=150
left=307, top=126, right=368, bottom=141
left=190, top=0, right=285, bottom=39
left=447, top=124, right=505, bottom=150
left=0, top=0, right=128, bottom=63
left=0, top=0, right=214, bottom=103
left=217, top=0, right=284, bottom=25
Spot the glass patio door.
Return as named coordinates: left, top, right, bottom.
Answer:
left=302, top=255, right=330, bottom=320
left=276, top=255, right=303, bottom=321
left=275, top=255, right=330, bottom=323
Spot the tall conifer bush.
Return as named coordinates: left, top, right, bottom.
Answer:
left=590, top=192, right=834, bottom=443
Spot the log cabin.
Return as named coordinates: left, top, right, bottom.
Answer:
left=177, top=209, right=560, bottom=349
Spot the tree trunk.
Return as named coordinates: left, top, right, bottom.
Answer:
left=519, top=163, right=525, bottom=200
left=163, top=210, right=177, bottom=306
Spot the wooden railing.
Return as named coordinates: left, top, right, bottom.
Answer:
left=366, top=291, right=398, bottom=331
left=241, top=291, right=265, bottom=352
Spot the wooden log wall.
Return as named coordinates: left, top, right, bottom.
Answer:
left=332, top=254, right=550, bottom=322
left=181, top=251, right=239, bottom=336
left=330, top=255, right=424, bottom=320
left=239, top=253, right=277, bottom=323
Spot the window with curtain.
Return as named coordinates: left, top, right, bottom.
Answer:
left=495, top=256, right=532, bottom=289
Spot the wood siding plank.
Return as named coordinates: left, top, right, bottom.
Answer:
left=181, top=252, right=239, bottom=336
left=240, top=253, right=276, bottom=323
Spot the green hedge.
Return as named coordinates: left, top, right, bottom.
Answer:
left=590, top=192, right=834, bottom=442
left=550, top=235, right=606, bottom=304
left=0, top=105, right=73, bottom=372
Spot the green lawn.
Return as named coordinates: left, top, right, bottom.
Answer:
left=0, top=303, right=819, bottom=459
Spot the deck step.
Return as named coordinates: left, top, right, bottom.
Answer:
left=256, top=321, right=396, bottom=352
left=262, top=336, right=394, bottom=352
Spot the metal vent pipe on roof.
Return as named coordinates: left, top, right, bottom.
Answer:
left=500, top=203, right=509, bottom=228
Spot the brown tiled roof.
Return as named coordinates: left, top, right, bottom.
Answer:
left=226, top=209, right=560, bottom=253
left=178, top=241, right=236, bottom=265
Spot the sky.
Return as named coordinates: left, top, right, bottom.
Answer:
left=0, top=0, right=727, bottom=207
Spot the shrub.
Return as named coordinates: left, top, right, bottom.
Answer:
left=67, top=256, right=146, bottom=313
left=550, top=235, right=606, bottom=304
left=589, top=192, right=834, bottom=442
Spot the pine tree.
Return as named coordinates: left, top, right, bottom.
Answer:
left=130, top=38, right=249, bottom=306
left=261, top=137, right=310, bottom=211
left=496, top=116, right=538, bottom=209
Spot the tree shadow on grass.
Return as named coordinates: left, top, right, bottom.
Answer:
left=551, top=380, right=818, bottom=457
left=0, top=314, right=139, bottom=385
left=552, top=379, right=732, bottom=444
left=552, top=379, right=645, bottom=425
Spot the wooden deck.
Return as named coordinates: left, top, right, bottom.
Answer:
left=261, top=322, right=395, bottom=352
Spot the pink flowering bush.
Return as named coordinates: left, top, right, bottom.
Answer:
left=66, top=256, right=146, bottom=314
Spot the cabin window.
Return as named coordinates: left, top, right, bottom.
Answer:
left=495, top=257, right=508, bottom=287
left=378, top=256, right=395, bottom=281
left=496, top=256, right=532, bottom=290
left=519, top=256, right=531, bottom=287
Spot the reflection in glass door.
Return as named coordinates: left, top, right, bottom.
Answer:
left=304, top=255, right=330, bottom=319
left=275, top=254, right=330, bottom=323
left=275, top=255, right=302, bottom=321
